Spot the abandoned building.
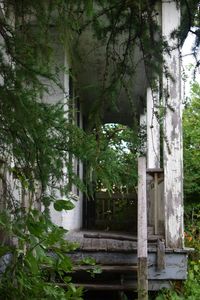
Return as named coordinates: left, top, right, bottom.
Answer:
left=0, top=0, right=192, bottom=299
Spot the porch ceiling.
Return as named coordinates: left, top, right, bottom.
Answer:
left=73, top=30, right=147, bottom=127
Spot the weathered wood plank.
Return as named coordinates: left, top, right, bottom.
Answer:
left=81, top=239, right=137, bottom=252
left=99, top=239, right=108, bottom=251
left=91, top=238, right=102, bottom=251
left=68, top=251, right=137, bottom=265
left=82, top=238, right=93, bottom=251
left=157, top=239, right=165, bottom=271
left=73, top=265, right=138, bottom=273
left=83, top=232, right=137, bottom=241
left=83, top=231, right=162, bottom=242
left=147, top=169, right=163, bottom=174
left=126, top=241, right=136, bottom=251
left=107, top=239, right=122, bottom=252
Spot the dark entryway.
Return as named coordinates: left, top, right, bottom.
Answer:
left=83, top=191, right=137, bottom=233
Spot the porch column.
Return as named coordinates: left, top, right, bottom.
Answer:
left=138, top=157, right=148, bottom=300
left=162, top=0, right=184, bottom=248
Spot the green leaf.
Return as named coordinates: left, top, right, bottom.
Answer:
left=54, top=200, right=75, bottom=211
left=84, top=0, right=93, bottom=17
left=81, top=257, right=96, bottom=266
left=25, top=253, right=39, bottom=274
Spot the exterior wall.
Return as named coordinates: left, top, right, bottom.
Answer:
left=0, top=27, right=84, bottom=231
left=60, top=107, right=84, bottom=231
left=44, top=31, right=83, bottom=231
left=42, top=31, right=65, bottom=105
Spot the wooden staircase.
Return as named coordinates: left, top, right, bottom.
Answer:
left=61, top=230, right=162, bottom=296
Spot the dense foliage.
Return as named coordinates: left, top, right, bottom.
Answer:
left=94, top=123, right=139, bottom=192
left=0, top=208, right=83, bottom=300
left=183, top=82, right=200, bottom=199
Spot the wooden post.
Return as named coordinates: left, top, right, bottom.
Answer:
left=162, top=0, right=184, bottom=249
left=138, top=157, right=148, bottom=300
left=154, top=172, right=158, bottom=235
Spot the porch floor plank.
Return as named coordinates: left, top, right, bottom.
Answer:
left=66, top=230, right=161, bottom=252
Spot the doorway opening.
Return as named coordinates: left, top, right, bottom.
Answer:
left=83, top=123, right=139, bottom=233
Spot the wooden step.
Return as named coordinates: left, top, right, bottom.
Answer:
left=73, top=265, right=138, bottom=273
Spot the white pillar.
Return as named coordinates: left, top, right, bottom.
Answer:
left=162, top=0, right=184, bottom=248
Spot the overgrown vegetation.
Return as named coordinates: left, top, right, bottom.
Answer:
left=0, top=208, right=83, bottom=299
left=94, top=123, right=139, bottom=192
